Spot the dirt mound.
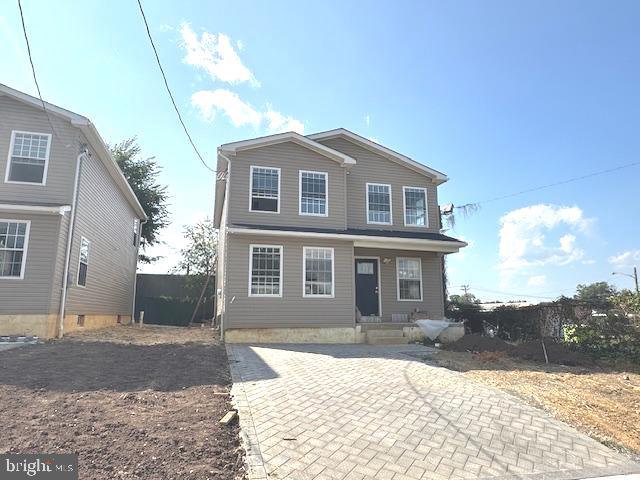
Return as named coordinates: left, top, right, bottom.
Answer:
left=512, top=338, right=593, bottom=366
left=443, top=334, right=513, bottom=353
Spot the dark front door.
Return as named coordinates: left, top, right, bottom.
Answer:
left=355, top=259, right=379, bottom=316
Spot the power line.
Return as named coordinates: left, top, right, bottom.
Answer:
left=136, top=0, right=220, bottom=176
left=16, top=0, right=63, bottom=143
left=459, top=160, right=640, bottom=208
left=466, top=286, right=558, bottom=300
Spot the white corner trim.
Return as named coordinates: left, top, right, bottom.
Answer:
left=302, top=246, right=335, bottom=298
left=402, top=186, right=429, bottom=228
left=4, top=130, right=52, bottom=186
left=248, top=244, right=283, bottom=297
left=0, top=204, right=71, bottom=215
left=299, top=170, right=329, bottom=217
left=365, top=182, right=393, bottom=225
left=0, top=218, right=30, bottom=280
left=249, top=165, right=281, bottom=214
left=396, top=256, right=423, bottom=302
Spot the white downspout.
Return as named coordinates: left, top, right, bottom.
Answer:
left=57, top=147, right=87, bottom=338
left=131, top=218, right=147, bottom=324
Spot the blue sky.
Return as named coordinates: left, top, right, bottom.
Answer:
left=2, top=0, right=639, bottom=301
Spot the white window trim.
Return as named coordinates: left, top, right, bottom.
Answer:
left=302, top=246, right=335, bottom=298
left=366, top=182, right=393, bottom=225
left=248, top=244, right=283, bottom=297
left=0, top=219, right=31, bottom=280
left=402, top=186, right=429, bottom=228
left=299, top=170, right=328, bottom=217
left=4, top=130, right=52, bottom=186
left=77, top=236, right=90, bottom=288
left=354, top=255, right=382, bottom=316
left=249, top=165, right=281, bottom=214
left=396, top=257, right=423, bottom=302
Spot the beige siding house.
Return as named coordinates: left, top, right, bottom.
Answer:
left=0, top=84, right=146, bottom=338
left=214, top=129, right=466, bottom=344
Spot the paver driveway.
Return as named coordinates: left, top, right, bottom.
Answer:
left=227, top=344, right=639, bottom=480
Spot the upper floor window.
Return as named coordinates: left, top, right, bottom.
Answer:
left=299, top=170, right=327, bottom=216
left=250, top=166, right=280, bottom=213
left=366, top=183, right=392, bottom=224
left=403, top=186, right=428, bottom=227
left=77, top=237, right=90, bottom=287
left=5, top=131, right=51, bottom=185
left=0, top=220, right=30, bottom=279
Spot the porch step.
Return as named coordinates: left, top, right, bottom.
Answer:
left=367, top=335, right=409, bottom=345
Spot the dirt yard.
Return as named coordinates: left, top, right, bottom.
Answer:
left=0, top=325, right=244, bottom=480
left=429, top=349, right=640, bottom=457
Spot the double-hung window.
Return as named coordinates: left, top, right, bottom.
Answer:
left=303, top=247, right=334, bottom=297
left=403, top=186, right=428, bottom=226
left=299, top=170, right=327, bottom=216
left=397, top=257, right=422, bottom=301
left=77, top=237, right=90, bottom=287
left=250, top=166, right=280, bottom=213
left=366, top=183, right=392, bottom=224
left=6, top=131, right=51, bottom=184
left=249, top=245, right=282, bottom=296
left=0, top=220, right=30, bottom=279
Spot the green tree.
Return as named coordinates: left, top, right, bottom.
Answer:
left=111, top=137, right=169, bottom=263
left=449, top=293, right=480, bottom=306
left=574, top=282, right=618, bottom=308
left=176, top=218, right=217, bottom=278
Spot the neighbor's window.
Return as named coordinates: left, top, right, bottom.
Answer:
left=250, top=166, right=280, bottom=213
left=404, top=187, right=428, bottom=226
left=249, top=245, right=282, bottom=296
left=303, top=247, right=334, bottom=297
left=0, top=220, right=30, bottom=278
left=300, top=170, right=327, bottom=216
left=397, top=257, right=422, bottom=301
left=6, top=131, right=51, bottom=184
left=77, top=237, right=90, bottom=287
left=367, top=183, right=392, bottom=224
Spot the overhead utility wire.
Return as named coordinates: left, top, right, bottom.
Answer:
left=136, top=0, right=222, bottom=177
left=17, top=0, right=64, bottom=143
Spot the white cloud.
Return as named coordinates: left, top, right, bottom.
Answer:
left=264, top=109, right=305, bottom=134
left=365, top=115, right=371, bottom=126
left=192, top=89, right=262, bottom=127
left=527, top=275, right=546, bottom=287
left=180, top=23, right=259, bottom=86
left=582, top=259, right=596, bottom=265
left=192, top=89, right=304, bottom=133
left=498, top=204, right=593, bottom=287
left=608, top=250, right=640, bottom=268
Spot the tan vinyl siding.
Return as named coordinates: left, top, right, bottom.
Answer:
left=0, top=96, right=78, bottom=205
left=317, top=137, right=440, bottom=232
left=65, top=136, right=138, bottom=316
left=0, top=212, right=61, bottom=314
left=354, top=247, right=445, bottom=319
left=227, top=142, right=347, bottom=229
left=225, top=235, right=354, bottom=329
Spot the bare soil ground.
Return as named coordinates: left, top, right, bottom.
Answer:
left=0, top=325, right=244, bottom=480
left=429, top=348, right=640, bottom=456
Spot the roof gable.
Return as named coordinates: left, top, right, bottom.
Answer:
left=307, top=128, right=448, bottom=185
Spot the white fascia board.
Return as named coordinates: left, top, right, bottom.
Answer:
left=307, top=128, right=448, bottom=184
left=0, top=204, right=72, bottom=215
left=219, top=132, right=356, bottom=167
left=227, top=227, right=467, bottom=253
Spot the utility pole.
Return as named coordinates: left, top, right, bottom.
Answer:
left=612, top=266, right=639, bottom=294
left=461, top=284, right=470, bottom=295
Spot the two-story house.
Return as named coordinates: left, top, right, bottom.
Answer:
left=0, top=83, right=147, bottom=338
left=213, top=129, right=466, bottom=344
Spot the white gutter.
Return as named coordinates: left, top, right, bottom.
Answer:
left=57, top=148, right=87, bottom=338
left=227, top=227, right=467, bottom=253
left=0, top=204, right=71, bottom=214
left=130, top=218, right=147, bottom=324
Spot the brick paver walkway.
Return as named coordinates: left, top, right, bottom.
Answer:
left=227, top=344, right=639, bottom=480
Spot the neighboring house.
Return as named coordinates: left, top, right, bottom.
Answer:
left=214, top=129, right=466, bottom=343
left=0, top=84, right=147, bottom=338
